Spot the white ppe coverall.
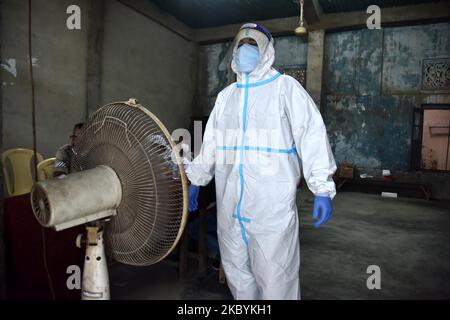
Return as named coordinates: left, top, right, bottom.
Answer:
left=185, top=27, right=336, bottom=300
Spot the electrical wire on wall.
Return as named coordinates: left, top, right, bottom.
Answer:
left=28, top=0, right=56, bottom=300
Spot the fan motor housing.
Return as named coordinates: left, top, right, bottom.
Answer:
left=31, top=165, right=122, bottom=231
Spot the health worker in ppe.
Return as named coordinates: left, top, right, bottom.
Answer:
left=185, top=23, right=337, bottom=300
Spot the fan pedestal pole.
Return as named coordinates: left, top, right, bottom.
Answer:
left=81, top=226, right=110, bottom=300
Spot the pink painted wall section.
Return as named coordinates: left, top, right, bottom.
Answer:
left=421, top=109, right=450, bottom=171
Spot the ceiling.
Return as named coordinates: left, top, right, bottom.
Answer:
left=149, top=0, right=299, bottom=29
left=318, top=0, right=441, bottom=13
left=149, top=0, right=443, bottom=29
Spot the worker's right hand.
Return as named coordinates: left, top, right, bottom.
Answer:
left=188, top=184, right=200, bottom=212
left=182, top=157, right=191, bottom=173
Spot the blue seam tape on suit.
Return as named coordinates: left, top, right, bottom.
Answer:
left=217, top=145, right=297, bottom=154
left=236, top=72, right=281, bottom=88
left=236, top=73, right=250, bottom=246
left=232, top=214, right=251, bottom=223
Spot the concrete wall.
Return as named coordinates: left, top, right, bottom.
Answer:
left=323, top=22, right=450, bottom=171
left=0, top=0, right=90, bottom=299
left=322, top=22, right=450, bottom=199
left=100, top=0, right=198, bottom=132
left=306, top=30, right=325, bottom=106
left=0, top=0, right=3, bottom=299
left=1, top=0, right=89, bottom=158
left=197, top=35, right=308, bottom=115
left=0, top=0, right=198, bottom=157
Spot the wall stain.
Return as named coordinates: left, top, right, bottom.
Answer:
left=324, top=22, right=450, bottom=171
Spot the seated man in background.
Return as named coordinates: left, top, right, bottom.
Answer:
left=53, top=122, right=84, bottom=178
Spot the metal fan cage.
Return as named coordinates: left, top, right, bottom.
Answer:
left=72, top=100, right=188, bottom=266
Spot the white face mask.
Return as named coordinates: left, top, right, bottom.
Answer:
left=235, top=44, right=260, bottom=73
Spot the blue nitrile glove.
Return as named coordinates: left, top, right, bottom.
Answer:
left=188, top=184, right=200, bottom=212
left=312, top=196, right=333, bottom=228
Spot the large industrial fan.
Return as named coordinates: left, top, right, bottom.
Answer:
left=31, top=98, right=188, bottom=300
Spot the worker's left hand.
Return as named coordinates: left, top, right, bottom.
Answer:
left=312, top=196, right=332, bottom=228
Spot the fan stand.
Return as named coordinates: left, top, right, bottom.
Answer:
left=30, top=100, right=189, bottom=300
left=80, top=225, right=110, bottom=300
